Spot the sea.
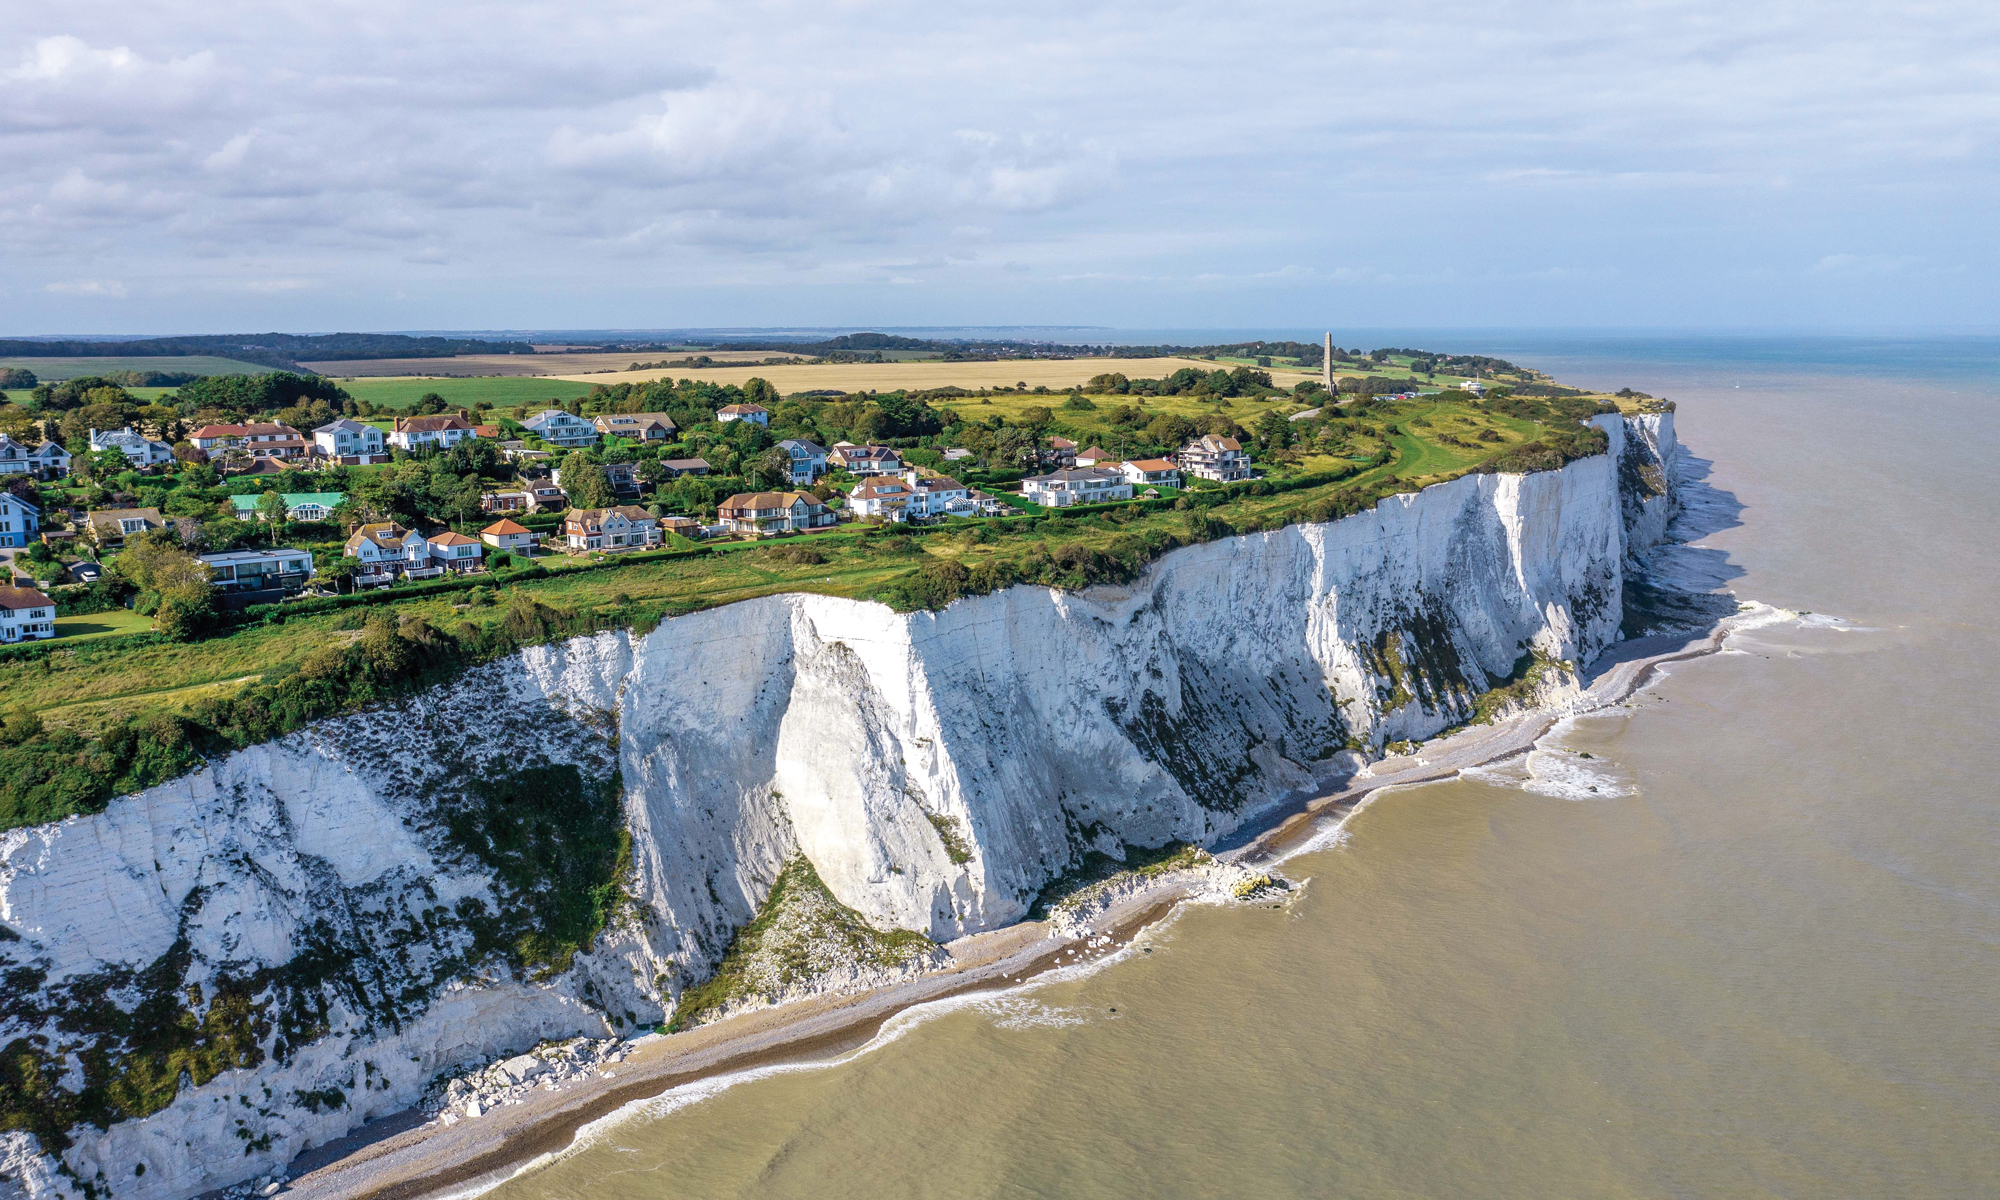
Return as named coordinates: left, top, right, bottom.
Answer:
left=486, top=334, right=2000, bottom=1200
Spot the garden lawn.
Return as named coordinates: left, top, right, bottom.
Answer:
left=53, top=609, right=155, bottom=642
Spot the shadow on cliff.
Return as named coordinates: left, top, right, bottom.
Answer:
left=1607, top=446, right=1747, bottom=657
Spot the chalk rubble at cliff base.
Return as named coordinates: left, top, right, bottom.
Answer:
left=0, top=415, right=1681, bottom=1200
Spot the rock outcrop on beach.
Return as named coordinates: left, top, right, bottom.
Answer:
left=0, top=415, right=1677, bottom=1200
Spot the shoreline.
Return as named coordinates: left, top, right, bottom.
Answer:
left=275, top=616, right=1740, bottom=1200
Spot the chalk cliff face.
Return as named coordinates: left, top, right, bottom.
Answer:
left=0, top=416, right=1677, bottom=1200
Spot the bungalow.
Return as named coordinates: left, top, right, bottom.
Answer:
left=717, top=491, right=836, bottom=537
left=594, top=412, right=678, bottom=442
left=0, top=492, right=40, bottom=548
left=1020, top=466, right=1133, bottom=507
left=658, top=457, right=711, bottom=478
left=227, top=491, right=346, bottom=522
left=312, top=419, right=389, bottom=464
left=716, top=404, right=769, bottom=426
left=1073, top=446, right=1116, bottom=467
left=389, top=414, right=475, bottom=451
left=87, top=427, right=174, bottom=468
left=523, top=409, right=599, bottom=448
left=562, top=506, right=661, bottom=552
left=0, top=585, right=56, bottom=643
left=189, top=422, right=309, bottom=459
left=479, top=518, right=537, bottom=553
left=1119, top=458, right=1181, bottom=488
left=831, top=444, right=902, bottom=476
left=0, top=435, right=70, bottom=478
left=85, top=506, right=163, bottom=550
left=777, top=439, right=828, bottom=485
left=847, top=478, right=915, bottom=522
left=1177, top=434, right=1252, bottom=482
left=480, top=490, right=531, bottom=513
left=199, top=547, right=315, bottom=601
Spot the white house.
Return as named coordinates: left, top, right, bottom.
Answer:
left=389, top=415, right=475, bottom=451
left=313, top=419, right=389, bottom=464
left=199, top=548, right=315, bottom=598
left=1021, top=466, right=1133, bottom=507
left=0, top=584, right=56, bottom=642
left=1176, top=435, right=1253, bottom=482
left=716, top=404, right=770, bottom=426
left=777, top=438, right=828, bottom=485
left=846, top=478, right=915, bottom=521
left=479, top=518, right=537, bottom=552
left=909, top=473, right=972, bottom=518
left=831, top=444, right=902, bottom=476
left=561, top=506, right=661, bottom=552
left=523, top=409, right=600, bottom=448
left=0, top=436, right=69, bottom=477
left=0, top=492, right=39, bottom=548
left=1119, top=458, right=1182, bottom=488
left=594, top=412, right=678, bottom=442
left=717, top=491, right=836, bottom=537
left=345, top=522, right=433, bottom=585
left=87, top=427, right=174, bottom=468
left=421, top=530, right=486, bottom=573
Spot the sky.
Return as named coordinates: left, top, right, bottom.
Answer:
left=2, top=0, right=1996, bottom=336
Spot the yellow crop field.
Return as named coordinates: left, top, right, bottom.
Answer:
left=547, top=355, right=1315, bottom=393
left=300, top=349, right=807, bottom=378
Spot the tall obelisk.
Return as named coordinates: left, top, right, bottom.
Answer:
left=1323, top=332, right=1334, bottom=393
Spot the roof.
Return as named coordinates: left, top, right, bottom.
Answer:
left=567, top=505, right=655, bottom=523
left=717, top=404, right=769, bottom=415
left=481, top=519, right=531, bottom=535
left=394, top=415, right=473, bottom=433
left=915, top=476, right=966, bottom=491
left=1076, top=446, right=1113, bottom=459
left=1026, top=467, right=1127, bottom=484
left=87, top=506, right=163, bottom=529
left=1049, top=437, right=1077, bottom=450
left=198, top=547, right=311, bottom=566
left=1191, top=434, right=1242, bottom=452
left=0, top=585, right=54, bottom=610
left=191, top=424, right=244, bottom=439
left=1127, top=458, right=1177, bottom=471
left=778, top=438, right=825, bottom=453
left=851, top=481, right=911, bottom=497
left=229, top=492, right=345, bottom=512
left=596, top=412, right=677, bottom=428
left=472, top=425, right=501, bottom=438
left=838, top=444, right=899, bottom=460
left=662, top=457, right=711, bottom=470
left=720, top=491, right=821, bottom=510
left=429, top=532, right=480, bottom=547
left=314, top=418, right=372, bottom=434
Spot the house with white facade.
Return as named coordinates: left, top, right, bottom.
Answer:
left=1119, top=458, right=1182, bottom=488
left=830, top=444, right=902, bottom=476
left=0, top=492, right=39, bottom=548
left=199, top=548, right=315, bottom=600
left=0, top=436, right=69, bottom=478
left=717, top=491, right=836, bottom=537
left=1020, top=466, right=1133, bottom=507
left=87, top=427, right=174, bottom=468
left=228, top=492, right=345, bottom=522
left=561, top=506, right=661, bottom=552
left=594, top=412, right=678, bottom=442
left=189, top=423, right=310, bottom=460
left=479, top=518, right=537, bottom=553
left=313, top=419, right=389, bottom=464
left=846, top=478, right=915, bottom=522
left=0, top=584, right=56, bottom=642
left=716, top=404, right=769, bottom=426
left=1176, top=434, right=1253, bottom=482
left=389, top=415, right=475, bottom=451
left=524, top=409, right=600, bottom=448
left=777, top=439, right=828, bottom=485
left=345, top=522, right=432, bottom=586
left=422, top=531, right=485, bottom=573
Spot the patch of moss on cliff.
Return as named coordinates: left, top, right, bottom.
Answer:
left=449, top=763, right=635, bottom=980
left=1470, top=650, right=1569, bottom=725
left=668, top=857, right=937, bottom=1031
left=1029, top=842, right=1210, bottom=919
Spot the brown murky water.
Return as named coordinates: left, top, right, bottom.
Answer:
left=490, top=349, right=2000, bottom=1199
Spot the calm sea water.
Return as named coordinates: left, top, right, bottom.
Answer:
left=490, top=338, right=2000, bottom=1200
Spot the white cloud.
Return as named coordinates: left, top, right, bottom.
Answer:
left=0, top=1, right=1995, bottom=328
left=46, top=279, right=127, bottom=297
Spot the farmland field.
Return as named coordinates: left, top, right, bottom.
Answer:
left=301, top=349, right=809, bottom=377
left=0, top=356, right=272, bottom=381
left=335, top=376, right=601, bottom=410
left=547, top=355, right=1317, bottom=393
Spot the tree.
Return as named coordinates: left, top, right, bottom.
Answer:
left=560, top=450, right=615, bottom=509
left=114, top=532, right=214, bottom=641
left=744, top=377, right=779, bottom=408
left=749, top=447, right=792, bottom=490
left=257, top=490, right=287, bottom=525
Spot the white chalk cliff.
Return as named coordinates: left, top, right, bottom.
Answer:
left=0, top=415, right=1678, bottom=1200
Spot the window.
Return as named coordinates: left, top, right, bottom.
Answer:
left=120, top=518, right=147, bottom=534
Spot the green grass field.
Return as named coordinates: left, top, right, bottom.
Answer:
left=52, top=609, right=155, bottom=642
left=0, top=356, right=272, bottom=382
left=335, top=376, right=599, bottom=410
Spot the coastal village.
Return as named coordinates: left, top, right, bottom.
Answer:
left=0, top=396, right=1268, bottom=642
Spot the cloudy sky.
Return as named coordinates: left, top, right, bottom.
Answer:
left=3, top=1, right=1995, bottom=335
